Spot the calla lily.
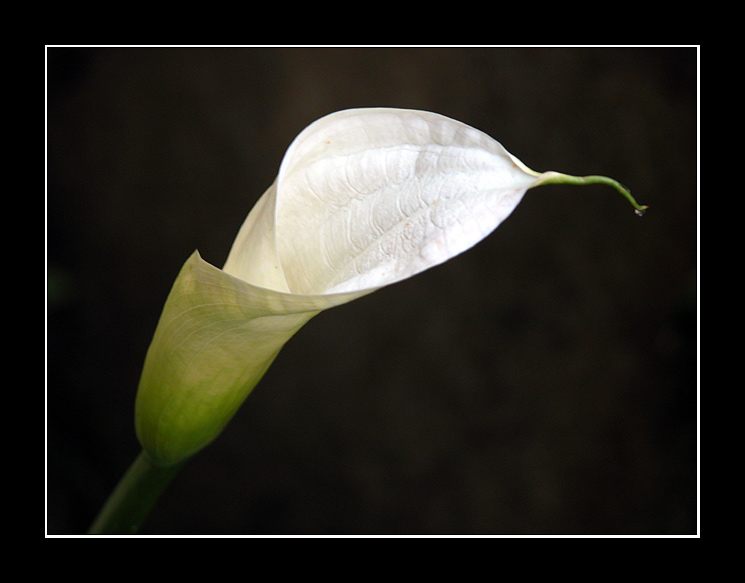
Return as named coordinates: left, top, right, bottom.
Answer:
left=134, top=107, right=647, bottom=467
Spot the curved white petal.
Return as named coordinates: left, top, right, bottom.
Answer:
left=273, top=108, right=539, bottom=294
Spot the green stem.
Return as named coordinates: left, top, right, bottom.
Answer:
left=533, top=171, right=649, bottom=214
left=88, top=450, right=185, bottom=535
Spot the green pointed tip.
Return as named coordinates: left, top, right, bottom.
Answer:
left=533, top=171, right=648, bottom=215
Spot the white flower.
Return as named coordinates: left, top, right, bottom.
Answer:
left=134, top=108, right=645, bottom=466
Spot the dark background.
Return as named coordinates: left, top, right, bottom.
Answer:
left=47, top=47, right=697, bottom=535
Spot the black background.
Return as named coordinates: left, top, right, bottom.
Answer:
left=47, top=47, right=697, bottom=535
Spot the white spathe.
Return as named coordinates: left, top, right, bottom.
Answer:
left=135, top=108, right=545, bottom=465
left=224, top=108, right=539, bottom=295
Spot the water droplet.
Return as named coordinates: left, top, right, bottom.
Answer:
left=634, top=208, right=646, bottom=217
